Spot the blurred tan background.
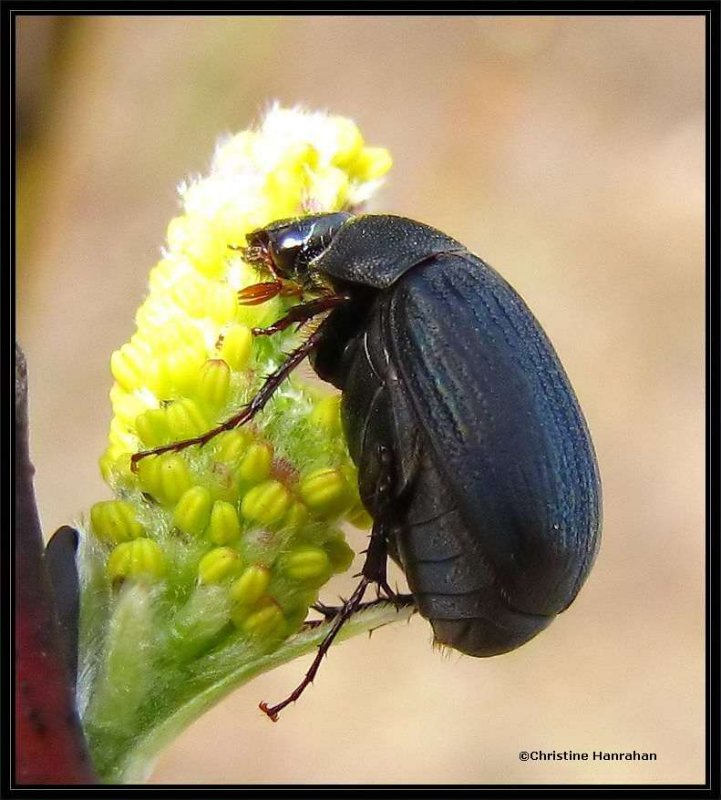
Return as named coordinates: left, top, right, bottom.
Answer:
left=17, top=15, right=705, bottom=785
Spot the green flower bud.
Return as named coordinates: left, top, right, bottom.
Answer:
left=281, top=545, right=332, bottom=586
left=229, top=565, right=271, bottom=606
left=236, top=443, right=273, bottom=484
left=236, top=600, right=286, bottom=639
left=106, top=539, right=166, bottom=583
left=324, top=537, right=355, bottom=573
left=346, top=505, right=373, bottom=530
left=207, top=500, right=242, bottom=544
left=213, top=429, right=249, bottom=463
left=90, top=500, right=146, bottom=544
left=309, top=394, right=342, bottom=434
left=173, top=485, right=213, bottom=536
left=198, top=546, right=243, bottom=584
left=134, top=407, right=171, bottom=447
left=241, top=480, right=291, bottom=526
left=165, top=397, right=209, bottom=439
left=283, top=501, right=309, bottom=531
left=299, top=467, right=353, bottom=518
left=157, top=453, right=193, bottom=506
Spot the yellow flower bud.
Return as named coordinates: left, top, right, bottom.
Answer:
left=167, top=215, right=227, bottom=279
left=157, top=454, right=192, bottom=505
left=206, top=283, right=238, bottom=325
left=229, top=565, right=271, bottom=606
left=213, top=429, right=248, bottom=463
left=164, top=347, right=207, bottom=396
left=346, top=505, right=374, bottom=530
left=111, top=342, right=150, bottom=392
left=134, top=408, right=171, bottom=447
left=106, top=538, right=166, bottom=582
left=283, top=502, right=309, bottom=531
left=195, top=359, right=231, bottom=413
left=325, top=537, right=355, bottom=573
left=198, top=546, right=243, bottom=584
left=165, top=397, right=209, bottom=439
left=99, top=446, right=126, bottom=483
left=351, top=146, right=393, bottom=181
left=207, top=500, right=242, bottom=544
left=309, top=394, right=342, bottom=434
left=281, top=545, right=332, bottom=585
left=91, top=500, right=146, bottom=544
left=147, top=258, right=180, bottom=293
left=219, top=324, right=253, bottom=371
left=110, top=385, right=148, bottom=427
left=236, top=442, right=273, bottom=484
left=169, top=272, right=208, bottom=318
left=108, top=417, right=136, bottom=451
left=241, top=480, right=291, bottom=526
left=161, top=317, right=207, bottom=355
left=299, top=468, right=353, bottom=518
left=330, top=117, right=364, bottom=168
left=173, top=485, right=213, bottom=536
left=237, top=600, right=286, bottom=639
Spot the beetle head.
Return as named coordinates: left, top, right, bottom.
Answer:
left=244, top=212, right=352, bottom=288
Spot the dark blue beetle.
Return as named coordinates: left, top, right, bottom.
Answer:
left=132, top=212, right=602, bottom=719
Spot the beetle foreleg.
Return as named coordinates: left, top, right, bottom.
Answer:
left=131, top=326, right=325, bottom=470
left=251, top=294, right=351, bottom=337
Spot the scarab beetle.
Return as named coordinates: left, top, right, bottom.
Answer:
left=132, top=212, right=602, bottom=719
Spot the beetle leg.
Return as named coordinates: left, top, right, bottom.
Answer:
left=362, top=445, right=401, bottom=602
left=308, top=594, right=414, bottom=624
left=251, top=294, right=351, bottom=337
left=131, top=326, right=325, bottom=470
left=259, top=446, right=403, bottom=721
left=259, top=577, right=375, bottom=721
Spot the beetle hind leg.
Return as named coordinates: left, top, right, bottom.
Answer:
left=258, top=446, right=408, bottom=721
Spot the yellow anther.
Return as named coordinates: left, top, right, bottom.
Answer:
left=324, top=537, right=355, bottom=573
left=90, top=500, right=146, bottom=544
left=165, top=397, right=209, bottom=439
left=309, top=394, right=342, bottom=434
left=299, top=467, right=353, bottom=518
left=219, top=324, right=253, bottom=371
left=229, top=565, right=271, bottom=606
left=195, top=359, right=231, bottom=413
left=134, top=408, right=171, bottom=447
left=173, top=485, right=213, bottom=537
left=240, top=480, right=291, bottom=526
left=236, top=442, right=273, bottom=484
left=207, top=500, right=242, bottom=545
left=106, top=538, right=166, bottom=582
left=281, top=546, right=332, bottom=585
left=198, top=546, right=243, bottom=584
